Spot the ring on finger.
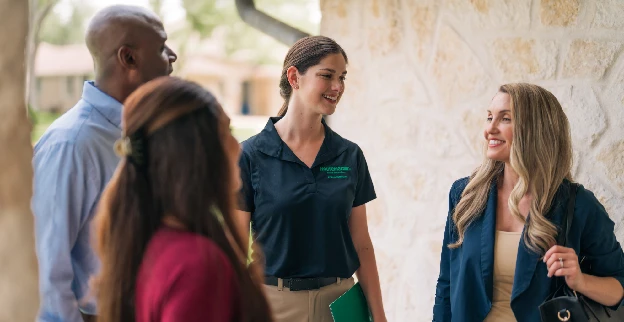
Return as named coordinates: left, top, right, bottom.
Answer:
left=559, top=257, right=564, bottom=268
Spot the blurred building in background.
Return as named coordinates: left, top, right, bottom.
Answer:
left=33, top=41, right=283, bottom=117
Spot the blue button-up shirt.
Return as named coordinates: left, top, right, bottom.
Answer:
left=32, top=81, right=121, bottom=322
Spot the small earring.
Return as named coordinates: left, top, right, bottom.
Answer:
left=293, top=84, right=299, bottom=89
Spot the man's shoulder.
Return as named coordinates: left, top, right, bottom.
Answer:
left=34, top=101, right=101, bottom=153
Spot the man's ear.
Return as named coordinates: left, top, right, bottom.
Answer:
left=118, top=45, right=138, bottom=70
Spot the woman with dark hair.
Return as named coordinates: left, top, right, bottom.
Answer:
left=92, top=77, right=272, bottom=322
left=235, top=36, right=387, bottom=322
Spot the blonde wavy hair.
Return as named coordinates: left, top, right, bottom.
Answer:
left=449, top=83, right=573, bottom=254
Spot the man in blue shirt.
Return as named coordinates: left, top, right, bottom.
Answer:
left=31, top=5, right=176, bottom=321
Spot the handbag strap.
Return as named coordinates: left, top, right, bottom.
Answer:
left=559, top=182, right=578, bottom=247
left=552, top=182, right=578, bottom=294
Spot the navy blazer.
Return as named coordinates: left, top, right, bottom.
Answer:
left=433, top=177, right=624, bottom=322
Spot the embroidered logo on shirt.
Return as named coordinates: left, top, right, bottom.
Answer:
left=320, top=166, right=350, bottom=179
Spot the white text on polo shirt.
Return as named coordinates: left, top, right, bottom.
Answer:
left=320, top=166, right=350, bottom=179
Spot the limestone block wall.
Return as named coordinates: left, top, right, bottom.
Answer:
left=320, top=0, right=624, bottom=320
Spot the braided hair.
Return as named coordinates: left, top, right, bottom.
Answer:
left=278, top=36, right=348, bottom=116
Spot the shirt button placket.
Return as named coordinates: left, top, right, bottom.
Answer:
left=305, top=167, right=317, bottom=193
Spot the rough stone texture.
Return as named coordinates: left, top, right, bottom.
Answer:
left=593, top=0, right=624, bottom=29
left=319, top=0, right=363, bottom=51
left=366, top=0, right=403, bottom=56
left=321, top=1, right=624, bottom=321
left=597, top=140, right=624, bottom=195
left=431, top=25, right=490, bottom=107
left=0, top=0, right=39, bottom=321
left=540, top=0, right=580, bottom=26
left=604, top=60, right=624, bottom=123
left=547, top=85, right=607, bottom=148
left=563, top=40, right=622, bottom=79
left=446, top=0, right=532, bottom=29
left=404, top=0, right=439, bottom=63
left=491, top=38, right=558, bottom=81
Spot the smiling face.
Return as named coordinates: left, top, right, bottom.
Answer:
left=484, top=92, right=514, bottom=163
left=291, top=53, right=347, bottom=116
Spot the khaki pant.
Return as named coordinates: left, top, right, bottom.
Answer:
left=264, top=277, right=354, bottom=322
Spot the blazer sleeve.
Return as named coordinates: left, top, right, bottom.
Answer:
left=433, top=179, right=466, bottom=321
left=577, top=186, right=624, bottom=308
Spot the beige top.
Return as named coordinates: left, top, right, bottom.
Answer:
left=483, top=230, right=522, bottom=322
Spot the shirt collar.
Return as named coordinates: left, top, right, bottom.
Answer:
left=255, top=116, right=349, bottom=167
left=80, top=81, right=123, bottom=129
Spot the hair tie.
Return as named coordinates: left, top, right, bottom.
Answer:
left=114, top=130, right=147, bottom=167
left=114, top=136, right=132, bottom=157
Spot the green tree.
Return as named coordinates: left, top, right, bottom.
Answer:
left=39, top=0, right=94, bottom=45
left=148, top=0, right=164, bottom=19
left=26, top=0, right=60, bottom=108
left=0, top=0, right=39, bottom=320
left=27, top=0, right=93, bottom=110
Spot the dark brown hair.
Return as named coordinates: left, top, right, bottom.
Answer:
left=278, top=35, right=348, bottom=116
left=92, top=77, right=272, bottom=322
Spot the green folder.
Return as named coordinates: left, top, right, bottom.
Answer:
left=329, top=282, right=372, bottom=322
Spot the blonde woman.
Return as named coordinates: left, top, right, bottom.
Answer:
left=433, top=83, right=624, bottom=321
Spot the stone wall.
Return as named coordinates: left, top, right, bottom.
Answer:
left=320, top=0, right=624, bottom=320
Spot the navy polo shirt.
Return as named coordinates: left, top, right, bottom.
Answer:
left=238, top=117, right=376, bottom=278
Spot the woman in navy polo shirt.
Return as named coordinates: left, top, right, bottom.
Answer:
left=235, top=36, right=387, bottom=322
left=433, top=83, right=624, bottom=321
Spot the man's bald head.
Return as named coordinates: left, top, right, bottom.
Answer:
left=86, top=5, right=162, bottom=68
left=85, top=5, right=176, bottom=102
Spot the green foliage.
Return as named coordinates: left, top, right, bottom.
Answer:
left=182, top=0, right=232, bottom=39
left=148, top=0, right=164, bottom=19
left=30, top=110, right=61, bottom=144
left=39, top=0, right=94, bottom=45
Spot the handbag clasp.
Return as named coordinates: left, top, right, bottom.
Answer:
left=557, top=309, right=571, bottom=321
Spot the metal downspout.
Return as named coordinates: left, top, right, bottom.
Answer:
left=235, top=0, right=310, bottom=46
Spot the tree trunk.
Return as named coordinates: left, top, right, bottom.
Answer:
left=26, top=0, right=57, bottom=109
left=0, top=0, right=39, bottom=321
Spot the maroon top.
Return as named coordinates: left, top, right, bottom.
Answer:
left=135, top=227, right=241, bottom=322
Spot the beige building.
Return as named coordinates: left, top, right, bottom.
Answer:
left=182, top=54, right=283, bottom=116
left=33, top=42, right=283, bottom=117
left=319, top=1, right=624, bottom=321
left=33, top=43, right=93, bottom=113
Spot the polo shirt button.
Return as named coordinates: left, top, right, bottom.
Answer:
left=306, top=182, right=317, bottom=193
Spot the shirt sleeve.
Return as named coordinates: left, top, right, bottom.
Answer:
left=32, top=142, right=99, bottom=322
left=352, top=146, right=376, bottom=207
left=161, top=249, right=239, bottom=322
left=237, top=149, right=255, bottom=212
left=577, top=186, right=624, bottom=307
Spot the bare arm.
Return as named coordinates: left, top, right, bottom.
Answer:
left=349, top=204, right=387, bottom=322
left=577, top=275, right=624, bottom=306
left=545, top=245, right=624, bottom=306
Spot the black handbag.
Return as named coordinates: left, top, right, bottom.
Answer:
left=539, top=183, right=624, bottom=321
